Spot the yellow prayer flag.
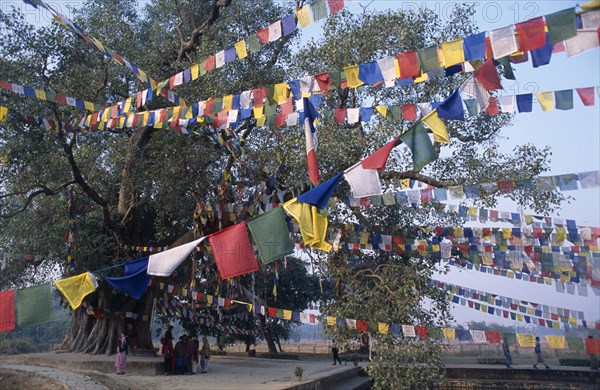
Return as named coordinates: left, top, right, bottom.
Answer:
left=85, top=115, right=92, bottom=127
left=378, top=323, right=390, bottom=334
left=552, top=321, right=560, bottom=329
left=235, top=40, right=248, bottom=59
left=191, top=64, right=199, bottom=80
left=344, top=65, right=363, bottom=89
left=0, top=106, right=7, bottom=122
left=34, top=89, right=46, bottom=100
left=535, top=92, right=554, bottom=111
left=516, top=333, right=535, bottom=347
left=454, top=227, right=464, bottom=238
left=223, top=95, right=233, bottom=111
left=118, top=117, right=125, bottom=128
left=413, top=72, right=428, bottom=83
left=206, top=295, right=213, bottom=305
left=546, top=335, right=565, bottom=349
left=401, top=178, right=410, bottom=188
left=375, top=105, right=388, bottom=117
left=422, top=110, right=449, bottom=144
left=101, top=109, right=110, bottom=122
left=54, top=272, right=98, bottom=310
left=253, top=106, right=264, bottom=118
left=441, top=39, right=465, bottom=67
left=326, top=316, right=336, bottom=326
left=581, top=0, right=600, bottom=10
left=273, top=83, right=290, bottom=104
left=283, top=310, right=292, bottom=320
left=394, top=58, right=401, bottom=78
left=441, top=328, right=456, bottom=339
left=568, top=317, right=577, bottom=325
left=502, top=228, right=512, bottom=239
left=296, top=6, right=312, bottom=29
left=256, top=115, right=266, bottom=127
left=247, top=303, right=253, bottom=312
left=283, top=198, right=332, bottom=252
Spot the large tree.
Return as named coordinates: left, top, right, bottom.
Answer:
left=1, top=1, right=564, bottom=387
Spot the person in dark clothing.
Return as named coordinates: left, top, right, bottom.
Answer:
left=174, top=336, right=187, bottom=374
left=164, top=325, right=174, bottom=341
left=533, top=336, right=550, bottom=369
left=586, top=335, right=599, bottom=370
left=161, top=333, right=174, bottom=375
left=331, top=340, right=342, bottom=365
left=185, top=335, right=197, bottom=374
left=502, top=341, right=512, bottom=368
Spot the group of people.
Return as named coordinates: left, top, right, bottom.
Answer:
left=160, top=325, right=211, bottom=375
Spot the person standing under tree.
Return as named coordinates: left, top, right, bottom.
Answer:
left=161, top=332, right=174, bottom=375
left=200, top=336, right=211, bottom=373
left=331, top=340, right=342, bottom=365
left=115, top=331, right=128, bottom=375
left=502, top=340, right=512, bottom=368
left=533, top=336, right=550, bottom=369
left=585, top=335, right=599, bottom=370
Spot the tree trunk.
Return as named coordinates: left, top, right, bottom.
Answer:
left=60, top=285, right=156, bottom=355
left=258, top=314, right=278, bottom=354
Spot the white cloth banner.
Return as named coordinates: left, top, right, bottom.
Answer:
left=377, top=57, right=396, bottom=87
left=147, top=237, right=206, bottom=276
left=564, top=30, right=599, bottom=57
left=346, top=319, right=357, bottom=329
left=402, top=325, right=416, bottom=338
left=461, top=77, right=490, bottom=111
left=173, top=72, right=183, bottom=86
left=347, top=108, right=360, bottom=124
left=268, top=21, right=282, bottom=42
left=286, top=112, right=299, bottom=127
left=215, top=50, right=226, bottom=68
left=499, top=95, right=515, bottom=113
left=344, top=162, right=382, bottom=198
left=470, top=330, right=487, bottom=343
left=582, top=10, right=600, bottom=29
left=489, top=25, right=519, bottom=58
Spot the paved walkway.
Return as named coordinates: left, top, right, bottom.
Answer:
left=0, top=362, right=107, bottom=390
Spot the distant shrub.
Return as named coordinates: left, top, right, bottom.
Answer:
left=477, top=357, right=506, bottom=365
left=257, top=353, right=299, bottom=360
left=558, top=358, right=591, bottom=367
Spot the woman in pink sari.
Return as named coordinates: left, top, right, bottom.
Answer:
left=115, top=331, right=128, bottom=375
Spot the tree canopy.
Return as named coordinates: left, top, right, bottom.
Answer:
left=0, top=1, right=565, bottom=388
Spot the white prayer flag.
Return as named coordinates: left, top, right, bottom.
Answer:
left=489, top=25, right=519, bottom=58
left=344, top=162, right=382, bottom=198
left=147, top=237, right=205, bottom=276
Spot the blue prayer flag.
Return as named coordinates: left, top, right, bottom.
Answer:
left=105, top=257, right=151, bottom=300
left=224, top=46, right=237, bottom=63
left=437, top=89, right=465, bottom=120
left=445, top=64, right=463, bottom=77
left=297, top=173, right=343, bottom=210
left=463, top=32, right=486, bottom=60
left=531, top=33, right=553, bottom=68
left=358, top=61, right=384, bottom=85
left=360, top=107, right=373, bottom=122
left=516, top=94, right=533, bottom=113
left=287, top=80, right=301, bottom=100
left=281, top=14, right=297, bottom=36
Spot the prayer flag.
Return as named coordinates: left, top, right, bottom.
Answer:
left=437, top=89, right=465, bottom=120
left=582, top=10, right=600, bottom=28
left=256, top=27, right=270, bottom=44
left=358, top=61, right=384, bottom=85
left=147, top=237, right=206, bottom=276
left=463, top=32, right=486, bottom=60
left=0, top=106, right=7, bottom=122
left=470, top=330, right=487, bottom=343
left=247, top=208, right=294, bottom=265
left=564, top=30, right=600, bottom=57
left=283, top=198, right=331, bottom=252
left=499, top=95, right=515, bottom=113
left=402, top=325, right=416, bottom=337
left=461, top=77, right=490, bottom=112
left=16, top=284, right=54, bottom=327
left=516, top=333, right=535, bottom=347
left=344, top=65, right=363, bottom=88
left=281, top=14, right=296, bottom=36
left=402, top=104, right=417, bottom=120
left=54, top=272, right=98, bottom=310
left=344, top=162, right=382, bottom=198
left=546, top=8, right=577, bottom=43
left=377, top=57, right=396, bottom=87
left=268, top=21, right=282, bottom=42
left=298, top=173, right=343, bottom=209
left=209, top=222, right=259, bottom=279
left=546, top=335, right=565, bottom=349
left=105, top=257, right=152, bottom=300
left=531, top=33, right=553, bottom=67
left=362, top=139, right=396, bottom=169
left=484, top=331, right=502, bottom=344
left=487, top=96, right=499, bottom=115
left=396, top=51, right=420, bottom=79
left=399, top=122, right=437, bottom=172
left=441, top=39, right=465, bottom=67
left=327, top=0, right=344, bottom=14
left=0, top=290, right=15, bottom=332
left=417, top=46, right=440, bottom=72
left=474, top=59, right=502, bottom=91
left=296, top=6, right=312, bottom=29
left=303, top=97, right=320, bottom=185
left=536, top=92, right=554, bottom=111
left=490, top=25, right=519, bottom=58
left=442, top=327, right=455, bottom=339
left=585, top=337, right=600, bottom=354
left=311, top=0, right=328, bottom=21
left=415, top=326, right=428, bottom=338
left=516, top=94, right=533, bottom=112
left=246, top=34, right=260, bottom=53
left=576, top=87, right=595, bottom=106
left=215, top=50, right=225, bottom=68
left=422, top=110, right=449, bottom=143
left=515, top=17, right=546, bottom=51
left=554, top=89, right=573, bottom=110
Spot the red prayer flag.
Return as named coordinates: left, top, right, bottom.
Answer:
left=497, top=180, right=515, bottom=194
left=0, top=290, right=15, bottom=333
left=576, top=87, right=595, bottom=106
left=552, top=41, right=565, bottom=53
left=585, top=338, right=600, bottom=354
left=257, top=28, right=270, bottom=44
left=334, top=108, right=347, bottom=124
left=253, top=88, right=267, bottom=108
left=208, top=222, right=259, bottom=280
left=315, top=73, right=332, bottom=96
left=204, top=99, right=215, bottom=116
left=356, top=320, right=368, bottom=332
left=475, top=59, right=502, bottom=91
left=485, top=36, right=493, bottom=59
left=402, top=104, right=417, bottom=120
left=268, top=307, right=277, bottom=318
left=361, top=139, right=396, bottom=169
left=327, top=0, right=344, bottom=14
left=484, top=331, right=501, bottom=344
left=415, top=325, right=428, bottom=338
left=204, top=55, right=216, bottom=71
left=275, top=113, right=286, bottom=127
left=515, top=17, right=546, bottom=52
left=396, top=51, right=420, bottom=79
left=487, top=96, right=499, bottom=115
left=280, top=99, right=293, bottom=115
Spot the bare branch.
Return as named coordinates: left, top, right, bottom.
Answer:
left=379, top=170, right=449, bottom=188
left=0, top=182, right=75, bottom=218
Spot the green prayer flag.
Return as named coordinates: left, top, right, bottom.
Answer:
left=546, top=8, right=577, bottom=44
left=17, top=284, right=54, bottom=327
left=265, top=85, right=276, bottom=105
left=399, top=122, right=437, bottom=172
left=554, top=89, right=573, bottom=110
left=264, top=100, right=277, bottom=116
left=311, top=0, right=328, bottom=21
left=204, top=114, right=214, bottom=124
left=329, top=71, right=342, bottom=88
left=388, top=105, right=403, bottom=121
left=367, top=321, right=378, bottom=333
left=495, top=57, right=515, bottom=80
left=247, top=208, right=294, bottom=265
left=427, top=327, right=442, bottom=339
left=323, top=109, right=333, bottom=123
left=266, top=114, right=276, bottom=127
left=199, top=59, right=207, bottom=76
left=45, top=91, right=56, bottom=103
left=566, top=336, right=584, bottom=351
left=246, top=34, right=261, bottom=53
left=276, top=308, right=284, bottom=318
left=212, top=98, right=223, bottom=113
left=502, top=332, right=516, bottom=345
left=463, top=99, right=478, bottom=116
left=417, top=46, right=440, bottom=73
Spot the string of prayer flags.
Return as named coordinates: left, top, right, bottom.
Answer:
left=297, top=173, right=344, bottom=210
left=208, top=222, right=259, bottom=279
left=0, top=290, right=15, bottom=332
left=104, top=257, right=152, bottom=300
left=247, top=208, right=294, bottom=265
left=283, top=198, right=331, bottom=252
left=54, top=272, right=98, bottom=310
left=398, top=122, right=437, bottom=172
left=0, top=80, right=101, bottom=112
left=147, top=237, right=206, bottom=277
left=516, top=333, right=536, bottom=347
left=16, top=284, right=54, bottom=327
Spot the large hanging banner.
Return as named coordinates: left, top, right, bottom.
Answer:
left=16, top=284, right=54, bottom=327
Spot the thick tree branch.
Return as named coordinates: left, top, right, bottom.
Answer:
left=175, top=0, right=233, bottom=61
left=0, top=182, right=76, bottom=218
left=379, top=170, right=449, bottom=188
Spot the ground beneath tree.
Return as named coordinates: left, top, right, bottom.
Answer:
left=0, top=368, right=66, bottom=389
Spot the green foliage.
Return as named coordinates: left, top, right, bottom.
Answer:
left=558, top=358, right=592, bottom=367
left=294, top=365, right=303, bottom=377
left=478, top=357, right=507, bottom=365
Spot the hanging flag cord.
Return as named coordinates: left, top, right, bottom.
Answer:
left=65, top=187, right=76, bottom=271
